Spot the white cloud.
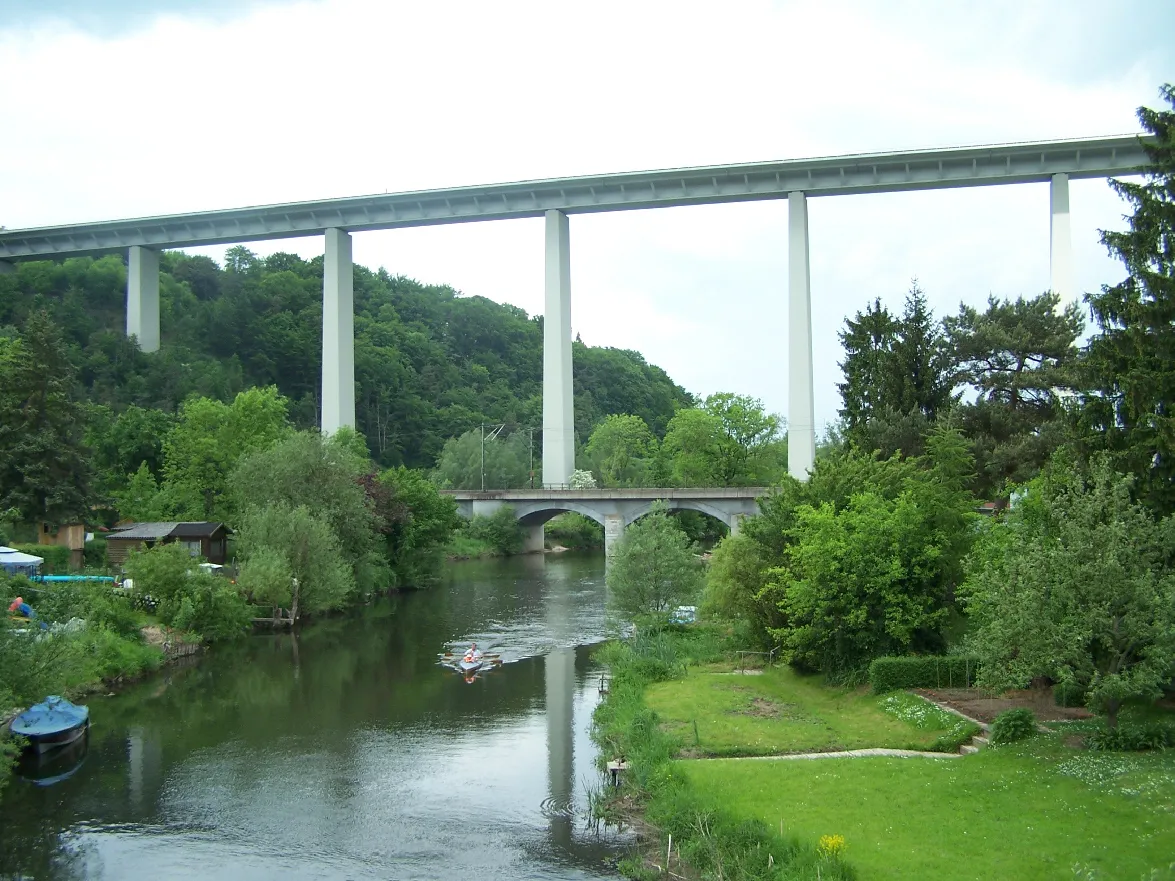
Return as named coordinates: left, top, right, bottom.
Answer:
left=0, top=0, right=1169, bottom=432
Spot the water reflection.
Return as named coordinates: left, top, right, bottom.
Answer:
left=0, top=553, right=622, bottom=881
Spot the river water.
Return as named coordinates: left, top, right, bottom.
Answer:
left=0, top=553, right=626, bottom=880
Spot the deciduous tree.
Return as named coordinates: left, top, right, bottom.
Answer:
left=606, top=501, right=704, bottom=621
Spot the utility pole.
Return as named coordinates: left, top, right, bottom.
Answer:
left=480, top=423, right=486, bottom=492
left=528, top=427, right=535, bottom=489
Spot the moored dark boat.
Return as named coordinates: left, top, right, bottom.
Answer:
left=9, top=696, right=90, bottom=754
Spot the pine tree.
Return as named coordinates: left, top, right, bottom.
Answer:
left=837, top=298, right=900, bottom=434
left=1077, top=85, right=1175, bottom=513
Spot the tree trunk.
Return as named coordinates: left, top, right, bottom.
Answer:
left=1106, top=698, right=1120, bottom=730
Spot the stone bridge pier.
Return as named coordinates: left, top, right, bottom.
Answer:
left=444, top=488, right=765, bottom=562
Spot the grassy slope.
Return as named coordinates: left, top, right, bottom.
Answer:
left=681, top=726, right=1175, bottom=881
left=645, top=665, right=977, bottom=756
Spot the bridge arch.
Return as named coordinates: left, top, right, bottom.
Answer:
left=621, top=499, right=735, bottom=529
left=513, top=502, right=607, bottom=528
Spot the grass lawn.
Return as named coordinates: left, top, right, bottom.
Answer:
left=680, top=725, right=1175, bottom=881
left=645, top=665, right=977, bottom=756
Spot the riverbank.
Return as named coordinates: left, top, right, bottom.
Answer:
left=591, top=626, right=854, bottom=880
left=593, top=626, right=1175, bottom=880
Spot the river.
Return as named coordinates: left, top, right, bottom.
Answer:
left=0, top=553, right=626, bottom=880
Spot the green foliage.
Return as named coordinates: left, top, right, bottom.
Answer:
left=544, top=512, right=602, bottom=549
left=236, top=502, right=356, bottom=618
left=700, top=533, right=779, bottom=649
left=11, top=542, right=71, bottom=574
left=123, top=543, right=250, bottom=640
left=85, top=403, right=174, bottom=494
left=468, top=505, right=526, bottom=555
left=83, top=536, right=107, bottom=569
left=0, top=310, right=95, bottom=526
left=163, top=385, right=291, bottom=521
left=607, top=502, right=704, bottom=622
left=963, top=455, right=1175, bottom=728
left=584, top=414, right=656, bottom=486
left=868, top=656, right=979, bottom=693
left=1076, top=85, right=1175, bottom=515
left=661, top=394, right=783, bottom=487
left=1085, top=720, right=1175, bottom=751
left=838, top=284, right=957, bottom=455
left=432, top=428, right=532, bottom=490
left=1054, top=681, right=1087, bottom=708
left=232, top=430, right=384, bottom=596
left=944, top=292, right=1083, bottom=499
left=377, top=466, right=459, bottom=587
left=770, top=424, right=978, bottom=676
left=989, top=708, right=1037, bottom=745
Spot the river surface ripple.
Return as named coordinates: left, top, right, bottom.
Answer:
left=0, top=552, right=626, bottom=880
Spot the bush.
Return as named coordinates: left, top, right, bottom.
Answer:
left=12, top=543, right=71, bottom=574
left=989, top=708, right=1037, bottom=745
left=83, top=537, right=107, bottom=569
left=468, top=506, right=525, bottom=555
left=1054, top=681, right=1087, bottom=708
left=544, top=512, right=602, bottom=549
left=1086, top=721, right=1175, bottom=751
left=869, top=655, right=979, bottom=693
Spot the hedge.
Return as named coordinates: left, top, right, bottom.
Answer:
left=1054, top=681, right=1087, bottom=708
left=11, top=543, right=72, bottom=574
left=869, top=655, right=979, bottom=693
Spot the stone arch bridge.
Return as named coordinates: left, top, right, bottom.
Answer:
left=443, top=488, right=766, bottom=560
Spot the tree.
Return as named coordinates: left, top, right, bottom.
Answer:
left=377, top=466, right=459, bottom=586
left=606, top=501, right=704, bottom=621
left=767, top=424, right=976, bottom=676
left=162, top=386, right=291, bottom=521
left=660, top=394, right=782, bottom=486
left=963, top=456, right=1175, bottom=728
left=838, top=283, right=957, bottom=455
left=122, top=543, right=250, bottom=641
left=584, top=414, right=656, bottom=486
left=432, top=428, right=530, bottom=490
left=0, top=311, right=94, bottom=526
left=701, top=533, right=780, bottom=649
left=232, top=431, right=384, bottom=596
left=1076, top=85, right=1175, bottom=514
left=236, top=502, right=355, bottom=619
left=944, top=292, right=1083, bottom=498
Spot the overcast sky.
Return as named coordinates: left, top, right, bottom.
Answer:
left=1, top=0, right=1172, bottom=432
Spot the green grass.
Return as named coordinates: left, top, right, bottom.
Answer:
left=681, top=726, right=1175, bottom=881
left=645, top=664, right=978, bottom=756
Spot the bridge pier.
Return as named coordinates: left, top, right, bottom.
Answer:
left=127, top=245, right=160, bottom=353
left=524, top=523, right=546, bottom=554
left=788, top=192, right=815, bottom=481
left=322, top=227, right=356, bottom=433
left=1050, top=173, right=1075, bottom=305
left=603, top=514, right=624, bottom=564
left=729, top=512, right=745, bottom=537
left=543, top=209, right=575, bottom=487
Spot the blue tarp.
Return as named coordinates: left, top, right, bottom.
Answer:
left=10, top=696, right=89, bottom=738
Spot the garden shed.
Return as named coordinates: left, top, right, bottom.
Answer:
left=106, top=522, right=230, bottom=565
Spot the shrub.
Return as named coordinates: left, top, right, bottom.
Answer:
left=83, top=537, right=107, bottom=569
left=544, top=512, right=602, bottom=549
left=989, top=708, right=1037, bottom=744
left=1086, top=721, right=1175, bottom=751
left=1054, top=681, right=1087, bottom=708
left=468, top=506, right=525, bottom=555
left=12, top=543, right=71, bottom=574
left=869, top=655, right=979, bottom=693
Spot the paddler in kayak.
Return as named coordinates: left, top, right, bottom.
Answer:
left=463, top=642, right=482, bottom=663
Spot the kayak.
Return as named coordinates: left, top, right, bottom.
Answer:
left=459, top=658, right=484, bottom=673
left=9, top=696, right=90, bottom=754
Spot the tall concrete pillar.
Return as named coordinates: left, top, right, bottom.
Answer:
left=127, top=246, right=160, bottom=353
left=544, top=645, right=575, bottom=848
left=1050, top=173, right=1076, bottom=306
left=543, top=210, right=575, bottom=487
left=322, top=228, right=356, bottom=433
left=603, top=514, right=624, bottom=565
left=788, top=192, right=815, bottom=481
left=524, top=522, right=546, bottom=554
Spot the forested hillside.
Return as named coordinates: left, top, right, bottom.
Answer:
left=0, top=247, right=692, bottom=468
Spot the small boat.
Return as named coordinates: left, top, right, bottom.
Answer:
left=9, top=696, right=90, bottom=754
left=459, top=656, right=484, bottom=674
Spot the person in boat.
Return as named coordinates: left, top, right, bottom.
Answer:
left=463, top=642, right=482, bottom=663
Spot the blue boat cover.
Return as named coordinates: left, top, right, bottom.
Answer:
left=11, top=696, right=89, bottom=737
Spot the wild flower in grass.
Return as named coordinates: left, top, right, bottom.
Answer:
left=817, top=834, right=846, bottom=857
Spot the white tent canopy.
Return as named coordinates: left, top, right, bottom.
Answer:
left=0, top=545, right=44, bottom=575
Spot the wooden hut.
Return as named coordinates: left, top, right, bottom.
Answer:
left=106, top=522, right=230, bottom=566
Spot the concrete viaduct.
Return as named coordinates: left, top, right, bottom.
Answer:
left=444, top=487, right=765, bottom=560
left=0, top=135, right=1149, bottom=484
